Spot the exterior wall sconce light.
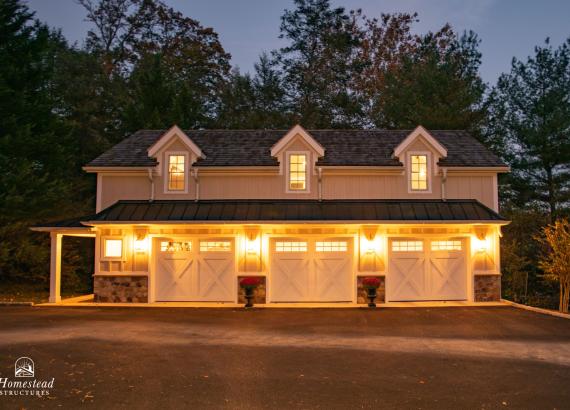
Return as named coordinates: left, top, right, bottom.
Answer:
left=134, top=230, right=149, bottom=253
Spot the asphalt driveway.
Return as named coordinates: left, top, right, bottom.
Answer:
left=0, top=306, right=569, bottom=409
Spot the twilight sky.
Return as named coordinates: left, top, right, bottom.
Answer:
left=25, top=0, right=570, bottom=85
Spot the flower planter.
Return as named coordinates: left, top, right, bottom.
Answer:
left=362, top=277, right=381, bottom=308
left=239, top=277, right=262, bottom=308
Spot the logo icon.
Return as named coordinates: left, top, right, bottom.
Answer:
left=15, top=357, right=34, bottom=377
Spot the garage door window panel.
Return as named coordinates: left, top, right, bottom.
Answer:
left=200, top=241, right=232, bottom=252
left=316, top=241, right=348, bottom=252
left=392, top=240, right=423, bottom=252
left=275, top=241, right=308, bottom=252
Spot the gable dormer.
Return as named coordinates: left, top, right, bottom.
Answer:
left=271, top=125, right=324, bottom=193
left=393, top=126, right=447, bottom=194
left=148, top=125, right=205, bottom=194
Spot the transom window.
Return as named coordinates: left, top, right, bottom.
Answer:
left=410, top=154, right=428, bottom=191
left=431, top=240, right=462, bottom=251
left=275, top=241, right=307, bottom=252
left=392, top=240, right=423, bottom=252
left=160, top=241, right=192, bottom=252
left=289, top=154, right=307, bottom=191
left=200, top=241, right=231, bottom=252
left=168, top=154, right=186, bottom=191
left=316, top=241, right=348, bottom=252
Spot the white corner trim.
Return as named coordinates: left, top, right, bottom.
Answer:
left=163, top=151, right=189, bottom=194
left=406, top=151, right=433, bottom=194
left=148, top=125, right=205, bottom=159
left=96, top=173, right=102, bottom=213
left=394, top=125, right=447, bottom=159
left=492, top=174, right=499, bottom=212
left=285, top=151, right=311, bottom=194
left=271, top=124, right=325, bottom=158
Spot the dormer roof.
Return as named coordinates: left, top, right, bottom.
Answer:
left=147, top=125, right=205, bottom=159
left=270, top=124, right=325, bottom=157
left=393, top=125, right=448, bottom=158
left=85, top=128, right=507, bottom=169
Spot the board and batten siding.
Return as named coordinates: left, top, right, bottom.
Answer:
left=98, top=172, right=496, bottom=212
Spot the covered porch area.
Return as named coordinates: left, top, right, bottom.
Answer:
left=31, top=220, right=96, bottom=303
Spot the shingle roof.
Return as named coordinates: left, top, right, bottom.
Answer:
left=86, top=129, right=506, bottom=168
left=73, top=199, right=505, bottom=223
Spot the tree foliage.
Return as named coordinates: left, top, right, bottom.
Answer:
left=537, top=219, right=570, bottom=313
left=1, top=0, right=568, bottom=311
left=486, top=38, right=570, bottom=216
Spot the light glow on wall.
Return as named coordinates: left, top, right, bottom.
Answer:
left=246, top=235, right=261, bottom=254
left=134, top=237, right=149, bottom=253
left=361, top=235, right=382, bottom=254
left=472, top=236, right=490, bottom=253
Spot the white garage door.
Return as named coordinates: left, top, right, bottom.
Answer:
left=270, top=238, right=353, bottom=302
left=155, top=238, right=235, bottom=302
left=387, top=238, right=467, bottom=301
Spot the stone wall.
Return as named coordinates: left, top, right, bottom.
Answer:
left=357, top=276, right=386, bottom=304
left=474, top=274, right=501, bottom=302
left=237, top=276, right=266, bottom=304
left=94, top=276, right=148, bottom=303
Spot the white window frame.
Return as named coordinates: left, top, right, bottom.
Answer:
left=286, top=151, right=311, bottom=194
left=164, top=151, right=189, bottom=194
left=407, top=151, right=432, bottom=194
left=101, top=236, right=124, bottom=261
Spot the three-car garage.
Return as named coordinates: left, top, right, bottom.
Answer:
left=153, top=235, right=469, bottom=303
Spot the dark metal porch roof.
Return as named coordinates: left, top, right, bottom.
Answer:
left=77, top=199, right=506, bottom=224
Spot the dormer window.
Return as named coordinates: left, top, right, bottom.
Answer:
left=165, top=152, right=188, bottom=193
left=288, top=153, right=307, bottom=191
left=409, top=153, right=430, bottom=192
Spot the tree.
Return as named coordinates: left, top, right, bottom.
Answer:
left=274, top=0, right=365, bottom=128
left=538, top=219, right=570, bottom=313
left=79, top=0, right=231, bottom=129
left=485, top=38, right=570, bottom=217
left=0, top=0, right=85, bottom=283
left=375, top=29, right=485, bottom=130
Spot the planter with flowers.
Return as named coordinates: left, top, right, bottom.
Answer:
left=362, top=277, right=381, bottom=308
left=239, top=277, right=262, bottom=308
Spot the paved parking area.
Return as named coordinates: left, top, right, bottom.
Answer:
left=0, top=306, right=569, bottom=409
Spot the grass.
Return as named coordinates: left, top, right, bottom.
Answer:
left=0, top=282, right=89, bottom=304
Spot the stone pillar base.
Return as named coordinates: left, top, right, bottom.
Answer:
left=474, top=274, right=501, bottom=302
left=94, top=276, right=148, bottom=303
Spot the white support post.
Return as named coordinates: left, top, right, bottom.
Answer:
left=49, top=232, right=62, bottom=303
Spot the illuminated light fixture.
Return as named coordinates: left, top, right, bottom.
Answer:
left=244, top=227, right=261, bottom=255
left=134, top=230, right=149, bottom=253
left=361, top=226, right=381, bottom=254
left=472, top=236, right=490, bottom=253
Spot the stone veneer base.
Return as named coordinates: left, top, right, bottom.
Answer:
left=94, top=275, right=148, bottom=303
left=474, top=274, right=501, bottom=302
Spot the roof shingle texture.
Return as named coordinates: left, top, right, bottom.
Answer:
left=86, top=129, right=506, bottom=168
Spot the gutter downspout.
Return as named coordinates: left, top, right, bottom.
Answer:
left=317, top=167, right=323, bottom=202
left=147, top=168, right=155, bottom=202
left=441, top=167, right=448, bottom=201
left=192, top=168, right=200, bottom=202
